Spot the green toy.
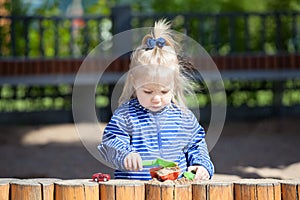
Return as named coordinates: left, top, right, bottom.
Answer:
left=142, top=158, right=177, bottom=168
left=183, top=171, right=196, bottom=180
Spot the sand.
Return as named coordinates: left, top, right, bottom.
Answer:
left=0, top=116, right=299, bottom=180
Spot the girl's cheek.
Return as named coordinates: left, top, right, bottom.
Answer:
left=165, top=96, right=172, bottom=104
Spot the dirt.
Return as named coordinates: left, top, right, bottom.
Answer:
left=0, top=116, right=299, bottom=180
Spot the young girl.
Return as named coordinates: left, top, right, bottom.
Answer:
left=98, top=19, right=214, bottom=181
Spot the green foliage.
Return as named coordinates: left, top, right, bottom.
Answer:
left=152, top=0, right=221, bottom=13
left=1, top=80, right=300, bottom=112
left=10, top=0, right=30, bottom=15
left=34, top=1, right=61, bottom=16
left=0, top=84, right=110, bottom=112
left=1, top=0, right=299, bottom=57
left=150, top=0, right=300, bottom=54
left=150, top=0, right=300, bottom=13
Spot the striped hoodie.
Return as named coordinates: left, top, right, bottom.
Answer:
left=98, top=98, right=214, bottom=180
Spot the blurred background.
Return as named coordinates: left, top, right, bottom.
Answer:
left=0, top=0, right=299, bottom=179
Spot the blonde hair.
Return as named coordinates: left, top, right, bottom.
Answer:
left=119, top=19, right=193, bottom=110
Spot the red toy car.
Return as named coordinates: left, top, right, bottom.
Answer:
left=92, top=173, right=111, bottom=182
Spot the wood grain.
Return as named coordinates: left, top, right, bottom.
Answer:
left=99, top=179, right=145, bottom=200
left=145, top=183, right=161, bottom=200
left=55, top=179, right=99, bottom=200
left=10, top=179, right=42, bottom=200
left=146, top=182, right=192, bottom=200
left=3, top=178, right=300, bottom=200
left=160, top=184, right=174, bottom=200
left=0, top=179, right=18, bottom=200
left=281, top=179, right=300, bottom=200
left=192, top=182, right=207, bottom=200
left=99, top=182, right=115, bottom=200
left=234, top=179, right=280, bottom=200
left=174, top=184, right=191, bottom=200
left=208, top=181, right=233, bottom=200
left=192, top=179, right=234, bottom=200
left=32, top=178, right=60, bottom=200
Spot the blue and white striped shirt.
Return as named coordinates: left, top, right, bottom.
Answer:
left=98, top=98, right=214, bottom=180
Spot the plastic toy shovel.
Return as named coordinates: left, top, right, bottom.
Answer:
left=142, top=158, right=177, bottom=168
left=183, top=171, right=195, bottom=180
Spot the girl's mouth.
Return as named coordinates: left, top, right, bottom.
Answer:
left=150, top=105, right=162, bottom=110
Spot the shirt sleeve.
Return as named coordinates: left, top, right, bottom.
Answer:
left=97, top=109, right=133, bottom=170
left=185, top=112, right=215, bottom=178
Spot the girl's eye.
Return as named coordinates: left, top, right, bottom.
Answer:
left=143, top=90, right=152, bottom=94
left=161, top=90, right=170, bottom=94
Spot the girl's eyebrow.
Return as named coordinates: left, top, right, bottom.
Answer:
left=141, top=84, right=172, bottom=90
left=161, top=87, right=172, bottom=91
left=141, top=86, right=152, bottom=90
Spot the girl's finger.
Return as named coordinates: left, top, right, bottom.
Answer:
left=125, top=157, right=130, bottom=170
left=132, top=157, right=138, bottom=171
left=137, top=156, right=143, bottom=171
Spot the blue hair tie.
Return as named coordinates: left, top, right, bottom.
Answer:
left=146, top=37, right=166, bottom=50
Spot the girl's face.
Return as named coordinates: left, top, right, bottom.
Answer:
left=135, top=83, right=173, bottom=112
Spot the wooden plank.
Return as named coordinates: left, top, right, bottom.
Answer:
left=55, top=180, right=84, bottom=200
left=192, top=179, right=235, bottom=200
left=234, top=179, right=258, bottom=200
left=115, top=180, right=145, bottom=200
left=258, top=179, right=281, bottom=200
left=4, top=178, right=298, bottom=200
left=144, top=182, right=175, bottom=200
left=281, top=179, right=300, bottom=200
left=192, top=182, right=207, bottom=200
left=116, top=184, right=134, bottom=200
left=273, top=181, right=281, bottom=200
left=145, top=183, right=161, bottom=200
left=234, top=179, right=280, bottom=200
left=99, top=182, right=115, bottom=200
left=0, top=179, right=18, bottom=200
left=55, top=179, right=98, bottom=200
left=234, top=182, right=242, bottom=200
left=174, top=184, right=191, bottom=200
left=160, top=184, right=174, bottom=200
left=0, top=181, right=9, bottom=200
left=208, top=182, right=233, bottom=200
left=32, top=178, right=60, bottom=200
left=134, top=182, right=145, bottom=200
left=10, top=179, right=42, bottom=200
left=146, top=181, right=192, bottom=200
left=99, top=179, right=144, bottom=200
left=256, top=182, right=273, bottom=200
left=81, top=179, right=99, bottom=200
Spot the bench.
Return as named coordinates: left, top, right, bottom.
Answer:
left=1, top=54, right=300, bottom=85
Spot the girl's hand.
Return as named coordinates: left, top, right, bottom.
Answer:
left=187, top=165, right=210, bottom=180
left=124, top=152, right=143, bottom=171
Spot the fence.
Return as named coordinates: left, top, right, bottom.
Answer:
left=1, top=6, right=300, bottom=123
left=1, top=7, right=299, bottom=57
left=0, top=178, right=299, bottom=200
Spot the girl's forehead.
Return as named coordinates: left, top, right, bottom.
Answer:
left=140, top=83, right=173, bottom=90
left=134, top=74, right=174, bottom=89
left=131, top=64, right=176, bottom=89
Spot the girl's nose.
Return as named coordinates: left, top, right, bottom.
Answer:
left=152, top=94, right=161, bottom=102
